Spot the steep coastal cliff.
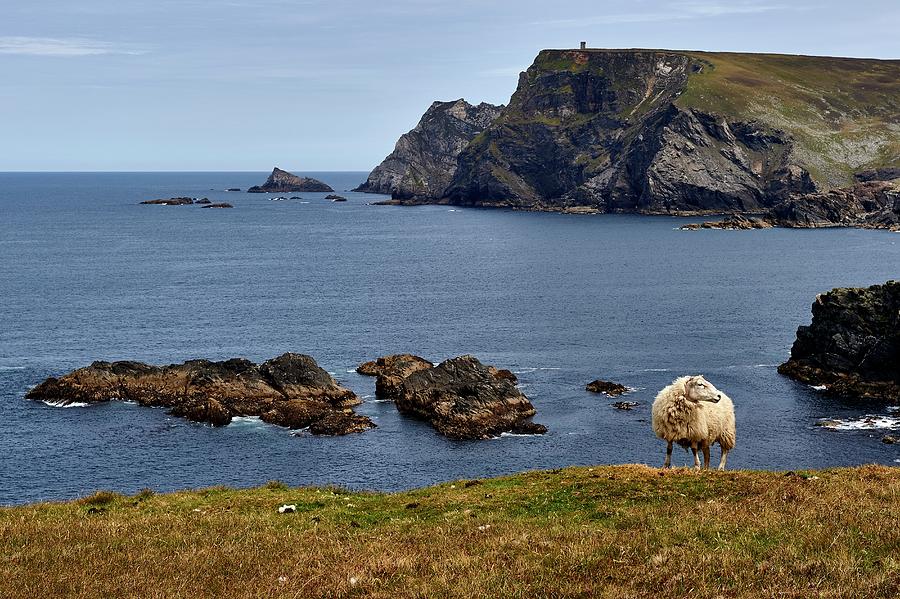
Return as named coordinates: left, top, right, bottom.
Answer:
left=355, top=99, right=503, bottom=199
left=366, top=49, right=899, bottom=215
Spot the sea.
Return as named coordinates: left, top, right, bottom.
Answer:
left=1, top=171, right=899, bottom=505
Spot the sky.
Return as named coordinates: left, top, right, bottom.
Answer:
left=1, top=0, right=898, bottom=171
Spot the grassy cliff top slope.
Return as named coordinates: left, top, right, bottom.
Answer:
left=3, top=465, right=900, bottom=597
left=535, top=49, right=900, bottom=188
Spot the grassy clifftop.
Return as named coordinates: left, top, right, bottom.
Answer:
left=3, top=465, right=900, bottom=597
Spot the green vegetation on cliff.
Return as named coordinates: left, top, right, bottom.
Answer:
left=677, top=51, right=900, bottom=186
left=3, top=465, right=900, bottom=597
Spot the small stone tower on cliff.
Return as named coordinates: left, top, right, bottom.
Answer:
left=580, top=41, right=587, bottom=50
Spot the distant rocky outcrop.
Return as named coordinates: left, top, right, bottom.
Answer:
left=393, top=355, right=546, bottom=439
left=202, top=202, right=233, bottom=209
left=26, top=353, right=374, bottom=435
left=248, top=168, right=334, bottom=193
left=778, top=281, right=900, bottom=401
left=354, top=99, right=503, bottom=200
left=368, top=49, right=898, bottom=215
left=356, top=354, right=435, bottom=400
left=325, top=194, right=347, bottom=202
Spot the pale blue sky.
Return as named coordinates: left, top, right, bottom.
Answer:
left=2, top=0, right=897, bottom=171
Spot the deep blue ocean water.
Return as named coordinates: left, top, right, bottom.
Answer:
left=1, top=171, right=899, bottom=505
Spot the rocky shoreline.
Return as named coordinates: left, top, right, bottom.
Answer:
left=682, top=181, right=900, bottom=231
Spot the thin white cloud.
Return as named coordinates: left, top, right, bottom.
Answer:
left=0, top=37, right=146, bottom=57
left=534, top=1, right=799, bottom=26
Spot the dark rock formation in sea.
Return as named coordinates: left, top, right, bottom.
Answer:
left=196, top=198, right=212, bottom=204
left=354, top=99, right=503, bottom=199
left=393, top=355, right=546, bottom=439
left=365, top=49, right=898, bottom=215
left=586, top=379, right=628, bottom=396
left=778, top=281, right=900, bottom=401
left=248, top=167, right=334, bottom=193
left=140, top=197, right=197, bottom=205
left=326, top=194, right=347, bottom=201
left=202, top=203, right=233, bottom=209
left=356, top=354, right=434, bottom=400
left=26, top=353, right=374, bottom=434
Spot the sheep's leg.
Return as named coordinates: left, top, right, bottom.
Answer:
left=702, top=442, right=711, bottom=470
left=691, top=443, right=700, bottom=470
left=664, top=441, right=673, bottom=468
left=718, top=449, right=729, bottom=471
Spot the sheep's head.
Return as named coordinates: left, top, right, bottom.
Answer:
left=683, top=376, right=722, bottom=403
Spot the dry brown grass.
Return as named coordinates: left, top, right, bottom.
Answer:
left=3, top=465, right=900, bottom=598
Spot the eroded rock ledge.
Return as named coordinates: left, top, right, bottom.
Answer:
left=27, top=353, right=374, bottom=435
left=778, top=281, right=900, bottom=401
left=682, top=181, right=900, bottom=231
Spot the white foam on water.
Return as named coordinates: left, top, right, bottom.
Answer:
left=0, top=366, right=26, bottom=371
left=641, top=368, right=671, bottom=372
left=498, top=432, right=542, bottom=438
left=810, top=385, right=828, bottom=391
left=816, top=415, right=900, bottom=431
left=42, top=400, right=90, bottom=408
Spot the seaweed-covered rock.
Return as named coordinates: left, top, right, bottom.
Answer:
left=394, top=355, right=545, bottom=439
left=778, top=281, right=900, bottom=401
left=26, top=353, right=372, bottom=435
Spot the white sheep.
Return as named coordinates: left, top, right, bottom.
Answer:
left=651, top=375, right=736, bottom=470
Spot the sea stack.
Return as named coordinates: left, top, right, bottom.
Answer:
left=248, top=167, right=334, bottom=193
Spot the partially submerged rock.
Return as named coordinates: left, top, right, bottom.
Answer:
left=140, top=197, right=197, bottom=206
left=612, top=401, right=640, bottom=410
left=325, top=194, right=347, bottom=201
left=681, top=215, right=774, bottom=230
left=356, top=354, right=434, bottom=400
left=201, top=202, right=233, bottom=209
left=248, top=167, right=334, bottom=193
left=586, top=379, right=628, bottom=396
left=393, top=355, right=546, bottom=439
left=778, top=281, right=900, bottom=401
left=26, top=353, right=372, bottom=435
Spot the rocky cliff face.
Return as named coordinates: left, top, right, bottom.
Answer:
left=248, top=167, right=333, bottom=193
left=779, top=282, right=900, bottom=401
left=368, top=49, right=898, bottom=214
left=443, top=50, right=815, bottom=213
left=354, top=100, right=503, bottom=199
